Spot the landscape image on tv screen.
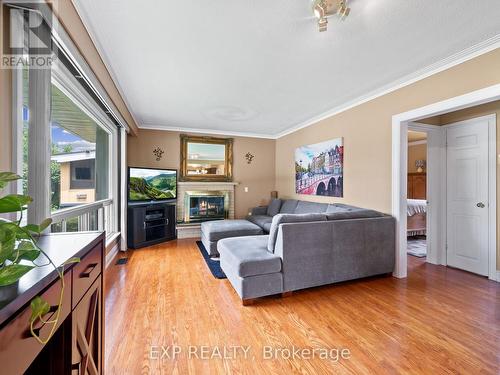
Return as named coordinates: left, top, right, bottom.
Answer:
left=129, top=168, right=177, bottom=201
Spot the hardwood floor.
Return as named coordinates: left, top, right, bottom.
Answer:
left=104, top=240, right=500, bottom=374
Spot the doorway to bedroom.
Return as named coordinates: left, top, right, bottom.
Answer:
left=407, top=130, right=428, bottom=260
left=404, top=109, right=497, bottom=279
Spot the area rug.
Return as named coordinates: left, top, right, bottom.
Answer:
left=407, top=236, right=427, bottom=258
left=196, top=241, right=227, bottom=279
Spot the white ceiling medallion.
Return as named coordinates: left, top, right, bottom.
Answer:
left=312, top=0, right=350, bottom=32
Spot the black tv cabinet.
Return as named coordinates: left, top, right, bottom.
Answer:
left=127, top=203, right=176, bottom=249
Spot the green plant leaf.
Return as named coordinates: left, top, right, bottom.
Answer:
left=24, top=219, right=52, bottom=234
left=10, top=249, right=40, bottom=262
left=0, top=264, right=34, bottom=286
left=7, top=241, right=40, bottom=262
left=64, top=257, right=80, bottom=265
left=0, top=172, right=20, bottom=190
left=0, top=195, right=32, bottom=213
left=38, top=218, right=52, bottom=233
left=30, top=296, right=50, bottom=323
left=0, top=221, right=30, bottom=240
left=0, top=227, right=16, bottom=264
left=23, top=224, right=41, bottom=234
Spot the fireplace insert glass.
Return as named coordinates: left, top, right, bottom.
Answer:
left=189, top=196, right=225, bottom=221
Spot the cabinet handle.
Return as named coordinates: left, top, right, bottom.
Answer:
left=80, top=263, right=98, bottom=278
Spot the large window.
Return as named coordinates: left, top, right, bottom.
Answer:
left=11, top=6, right=120, bottom=239
left=49, top=81, right=110, bottom=211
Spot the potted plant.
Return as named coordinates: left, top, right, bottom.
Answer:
left=0, top=172, right=78, bottom=344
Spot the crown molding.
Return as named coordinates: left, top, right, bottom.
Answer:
left=275, top=35, right=500, bottom=139
left=139, top=123, right=274, bottom=139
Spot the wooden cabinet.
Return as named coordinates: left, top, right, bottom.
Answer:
left=128, top=203, right=176, bottom=249
left=72, top=277, right=102, bottom=375
left=0, top=232, right=105, bottom=375
left=408, top=173, right=426, bottom=199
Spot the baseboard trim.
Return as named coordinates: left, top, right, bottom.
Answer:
left=106, top=242, right=120, bottom=269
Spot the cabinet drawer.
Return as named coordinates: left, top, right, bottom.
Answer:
left=0, top=271, right=71, bottom=375
left=72, top=243, right=102, bottom=308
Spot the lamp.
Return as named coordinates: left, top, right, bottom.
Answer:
left=312, top=0, right=350, bottom=32
left=415, top=160, right=426, bottom=173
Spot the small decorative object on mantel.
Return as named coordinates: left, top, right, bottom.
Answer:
left=153, top=147, right=164, bottom=161
left=245, top=152, right=254, bottom=164
left=415, top=159, right=426, bottom=173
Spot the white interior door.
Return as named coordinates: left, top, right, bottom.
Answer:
left=446, top=118, right=489, bottom=276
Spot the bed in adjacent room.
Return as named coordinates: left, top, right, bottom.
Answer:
left=407, top=199, right=426, bottom=236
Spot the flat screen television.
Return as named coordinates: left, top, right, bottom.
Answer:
left=128, top=167, right=177, bottom=203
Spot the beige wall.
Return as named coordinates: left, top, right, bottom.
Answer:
left=275, top=49, right=500, bottom=214
left=407, top=143, right=427, bottom=174
left=127, top=130, right=276, bottom=219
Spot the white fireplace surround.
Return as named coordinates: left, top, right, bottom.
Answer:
left=177, top=181, right=238, bottom=229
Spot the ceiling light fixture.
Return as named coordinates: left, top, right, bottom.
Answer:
left=312, top=0, right=350, bottom=32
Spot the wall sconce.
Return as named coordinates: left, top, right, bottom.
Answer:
left=153, top=147, right=164, bottom=161
left=245, top=152, right=255, bottom=164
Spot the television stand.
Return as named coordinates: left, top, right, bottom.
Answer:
left=127, top=202, right=176, bottom=249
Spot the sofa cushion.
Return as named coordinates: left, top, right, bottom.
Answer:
left=266, top=199, right=282, bottom=217
left=326, top=209, right=385, bottom=221
left=326, top=204, right=348, bottom=213
left=279, top=199, right=299, bottom=214
left=294, top=201, right=329, bottom=214
left=267, top=213, right=327, bottom=252
left=262, top=222, right=272, bottom=233
left=247, top=215, right=273, bottom=230
left=218, top=235, right=282, bottom=278
left=326, top=203, right=363, bottom=213
left=201, top=219, right=263, bottom=242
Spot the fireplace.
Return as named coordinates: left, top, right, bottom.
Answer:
left=184, top=191, right=229, bottom=223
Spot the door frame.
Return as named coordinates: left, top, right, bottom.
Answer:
left=392, top=83, right=500, bottom=280
left=442, top=115, right=497, bottom=277
left=407, top=122, right=446, bottom=267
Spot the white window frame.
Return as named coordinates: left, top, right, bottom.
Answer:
left=50, top=62, right=119, bottom=238
left=9, top=3, right=128, bottom=246
left=11, top=27, right=120, bottom=242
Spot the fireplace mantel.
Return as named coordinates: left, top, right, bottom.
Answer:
left=178, top=181, right=239, bottom=186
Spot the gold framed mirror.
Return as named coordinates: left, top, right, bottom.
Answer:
left=180, top=135, right=233, bottom=181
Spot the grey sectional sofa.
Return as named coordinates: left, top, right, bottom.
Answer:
left=207, top=199, right=395, bottom=304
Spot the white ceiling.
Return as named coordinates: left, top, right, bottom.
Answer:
left=72, top=0, right=500, bottom=138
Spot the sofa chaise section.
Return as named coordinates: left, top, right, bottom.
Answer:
left=219, top=209, right=395, bottom=304
left=218, top=236, right=283, bottom=302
